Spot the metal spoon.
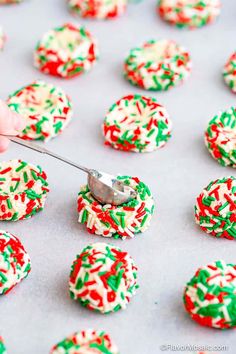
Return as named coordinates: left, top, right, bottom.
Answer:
left=3, top=135, right=137, bottom=206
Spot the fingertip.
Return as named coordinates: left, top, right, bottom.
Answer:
left=12, top=112, right=26, bottom=132
left=0, top=101, right=25, bottom=135
left=0, top=137, right=10, bottom=152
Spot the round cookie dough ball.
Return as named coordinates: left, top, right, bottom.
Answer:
left=223, top=52, right=236, bottom=93
left=124, top=39, right=191, bottom=91
left=7, top=80, right=73, bottom=142
left=34, top=23, right=98, bottom=79
left=158, top=0, right=221, bottom=29
left=195, top=176, right=236, bottom=240
left=103, top=94, right=172, bottom=152
left=0, top=230, right=31, bottom=295
left=0, top=28, right=6, bottom=51
left=69, top=242, right=138, bottom=314
left=67, top=0, right=127, bottom=19
left=77, top=175, right=155, bottom=239
left=183, top=260, right=236, bottom=329
left=205, top=107, right=236, bottom=168
left=0, top=159, right=49, bottom=221
left=50, top=329, right=119, bottom=354
left=0, top=337, right=7, bottom=354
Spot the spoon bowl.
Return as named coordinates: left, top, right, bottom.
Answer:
left=88, top=169, right=137, bottom=205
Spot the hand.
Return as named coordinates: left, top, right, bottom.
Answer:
left=0, top=100, right=26, bottom=152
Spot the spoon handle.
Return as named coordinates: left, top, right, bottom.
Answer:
left=4, top=135, right=91, bottom=174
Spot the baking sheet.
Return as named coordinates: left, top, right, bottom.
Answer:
left=0, top=0, right=236, bottom=353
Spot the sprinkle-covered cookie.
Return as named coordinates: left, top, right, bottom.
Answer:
left=184, top=260, right=236, bottom=329
left=205, top=107, right=236, bottom=168
left=158, top=0, right=221, bottom=29
left=69, top=242, right=138, bottom=314
left=77, top=175, right=155, bottom=239
left=7, top=80, right=72, bottom=142
left=0, top=159, right=49, bottom=221
left=195, top=176, right=236, bottom=239
left=34, top=23, right=98, bottom=79
left=67, top=0, right=127, bottom=19
left=103, top=94, right=172, bottom=152
left=0, top=230, right=31, bottom=295
left=0, top=28, right=6, bottom=50
left=124, top=39, right=191, bottom=91
left=50, top=329, right=119, bottom=354
left=223, top=52, right=236, bottom=93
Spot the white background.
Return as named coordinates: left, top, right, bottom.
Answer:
left=0, top=0, right=236, bottom=353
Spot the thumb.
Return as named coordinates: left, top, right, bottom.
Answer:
left=0, top=100, right=26, bottom=135
left=12, top=111, right=26, bottom=132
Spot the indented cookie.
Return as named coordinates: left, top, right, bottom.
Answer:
left=0, top=230, right=31, bottom=295
left=69, top=242, right=138, bottom=313
left=103, top=94, right=172, bottom=152
left=205, top=107, right=236, bottom=168
left=0, top=28, right=6, bottom=50
left=34, top=23, right=98, bottom=79
left=50, top=329, right=119, bottom=354
left=77, top=175, right=155, bottom=239
left=0, top=159, right=49, bottom=221
left=158, top=0, right=221, bottom=29
left=67, top=0, right=127, bottom=19
left=195, top=176, right=236, bottom=240
left=7, top=80, right=72, bottom=142
left=124, top=39, right=191, bottom=91
left=223, top=52, right=236, bottom=93
left=183, top=260, right=236, bottom=329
